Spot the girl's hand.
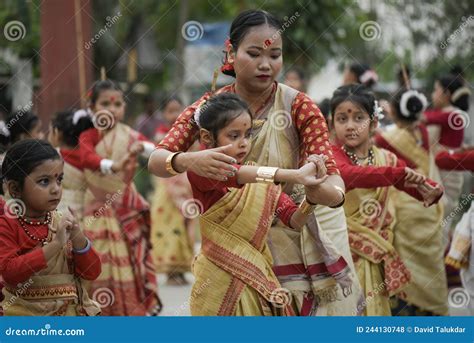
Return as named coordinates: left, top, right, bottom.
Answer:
left=67, top=207, right=81, bottom=241
left=404, top=167, right=426, bottom=187
left=54, top=213, right=73, bottom=245
left=185, top=145, right=238, bottom=181
left=306, top=154, right=328, bottom=179
left=417, top=182, right=443, bottom=207
left=297, top=163, right=329, bottom=187
left=129, top=141, right=145, bottom=155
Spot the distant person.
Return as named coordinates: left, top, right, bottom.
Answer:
left=283, top=66, right=306, bottom=92
left=134, top=94, right=162, bottom=140
left=343, top=63, right=378, bottom=89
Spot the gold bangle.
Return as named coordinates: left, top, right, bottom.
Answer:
left=256, top=166, right=279, bottom=183
left=330, top=185, right=346, bottom=208
left=299, top=198, right=316, bottom=215
left=165, top=152, right=183, bottom=175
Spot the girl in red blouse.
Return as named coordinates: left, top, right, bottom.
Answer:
left=76, top=79, right=161, bottom=316
left=0, top=139, right=101, bottom=316
left=186, top=93, right=330, bottom=315
left=330, top=84, right=442, bottom=316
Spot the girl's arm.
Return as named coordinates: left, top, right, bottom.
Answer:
left=273, top=192, right=319, bottom=231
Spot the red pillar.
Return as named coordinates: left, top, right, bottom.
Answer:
left=37, top=0, right=93, bottom=129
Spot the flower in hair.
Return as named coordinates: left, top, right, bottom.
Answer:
left=400, top=90, right=428, bottom=117
left=360, top=69, right=378, bottom=85
left=72, top=109, right=92, bottom=125
left=193, top=99, right=208, bottom=128
left=373, top=100, right=384, bottom=120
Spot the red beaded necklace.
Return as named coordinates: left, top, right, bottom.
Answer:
left=17, top=212, right=53, bottom=246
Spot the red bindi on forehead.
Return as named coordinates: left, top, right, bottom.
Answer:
left=347, top=108, right=352, bottom=113
left=264, top=39, right=272, bottom=47
left=110, top=96, right=116, bottom=102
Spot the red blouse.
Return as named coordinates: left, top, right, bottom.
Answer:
left=157, top=82, right=339, bottom=175
left=78, top=127, right=151, bottom=170
left=436, top=150, right=474, bottom=172
left=0, top=214, right=101, bottom=285
left=332, top=145, right=441, bottom=203
left=60, top=148, right=83, bottom=170
left=424, top=109, right=464, bottom=148
left=187, top=165, right=298, bottom=227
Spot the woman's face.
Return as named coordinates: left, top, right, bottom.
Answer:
left=162, top=100, right=183, bottom=125
left=431, top=81, right=450, bottom=109
left=231, top=25, right=283, bottom=93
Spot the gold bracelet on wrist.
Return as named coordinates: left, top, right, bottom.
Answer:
left=299, top=198, right=316, bottom=215
left=165, top=152, right=183, bottom=175
left=256, top=166, right=279, bottom=183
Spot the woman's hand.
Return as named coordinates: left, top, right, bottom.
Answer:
left=417, top=182, right=443, bottom=207
left=179, top=145, right=238, bottom=181
left=404, top=167, right=426, bottom=187
left=306, top=154, right=328, bottom=178
left=296, top=162, right=329, bottom=187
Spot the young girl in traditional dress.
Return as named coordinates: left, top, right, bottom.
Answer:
left=330, top=84, right=443, bottom=315
left=78, top=79, right=161, bottom=316
left=375, top=88, right=449, bottom=316
left=185, top=93, right=332, bottom=316
left=0, top=139, right=101, bottom=316
left=423, top=73, right=471, bottom=240
left=150, top=96, right=196, bottom=285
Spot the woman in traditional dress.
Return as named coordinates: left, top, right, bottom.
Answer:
left=149, top=9, right=362, bottom=316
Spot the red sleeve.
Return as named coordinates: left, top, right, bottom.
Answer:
left=424, top=109, right=449, bottom=125
left=436, top=150, right=474, bottom=172
left=74, top=247, right=102, bottom=280
left=274, top=192, right=298, bottom=227
left=78, top=128, right=102, bottom=170
left=156, top=94, right=211, bottom=152
left=292, top=93, right=339, bottom=175
left=393, top=158, right=443, bottom=204
left=0, top=220, right=47, bottom=285
left=332, top=145, right=406, bottom=192
left=186, top=164, right=243, bottom=192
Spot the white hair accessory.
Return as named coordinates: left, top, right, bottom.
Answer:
left=193, top=99, right=208, bottom=128
left=360, top=69, right=378, bottom=85
left=451, top=86, right=471, bottom=103
left=373, top=100, right=384, bottom=120
left=72, top=109, right=92, bottom=125
left=400, top=90, right=428, bottom=118
left=0, top=120, right=10, bottom=137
